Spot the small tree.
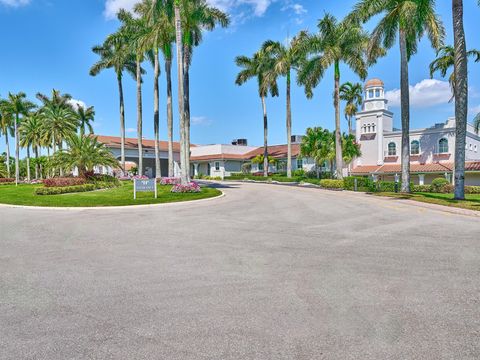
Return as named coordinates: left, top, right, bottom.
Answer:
left=53, top=135, right=119, bottom=177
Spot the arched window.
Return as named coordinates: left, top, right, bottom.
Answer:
left=438, top=138, right=449, bottom=153
left=388, top=142, right=396, bottom=156
left=367, top=125, right=371, bottom=133
left=410, top=140, right=420, bottom=155
left=372, top=124, right=376, bottom=133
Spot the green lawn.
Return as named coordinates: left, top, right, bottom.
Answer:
left=0, top=182, right=221, bottom=207
left=375, top=192, right=480, bottom=211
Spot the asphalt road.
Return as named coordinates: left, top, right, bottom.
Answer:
left=1, top=182, right=479, bottom=360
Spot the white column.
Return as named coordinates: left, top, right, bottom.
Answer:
left=377, top=114, right=384, bottom=165
left=194, top=163, right=199, bottom=177
left=419, top=174, right=425, bottom=186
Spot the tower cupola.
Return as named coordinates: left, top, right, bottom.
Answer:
left=363, top=78, right=388, bottom=111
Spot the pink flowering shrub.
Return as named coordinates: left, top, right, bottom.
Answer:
left=132, top=175, right=149, bottom=180
left=159, top=177, right=181, bottom=185
left=171, top=181, right=201, bottom=193
left=43, top=177, right=86, bottom=188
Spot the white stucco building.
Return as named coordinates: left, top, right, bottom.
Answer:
left=351, top=79, right=480, bottom=185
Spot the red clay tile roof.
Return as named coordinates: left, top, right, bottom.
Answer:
left=190, top=153, right=249, bottom=161
left=95, top=135, right=185, bottom=152
left=244, top=144, right=301, bottom=159
left=351, top=162, right=468, bottom=175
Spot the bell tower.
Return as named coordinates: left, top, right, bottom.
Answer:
left=355, top=79, right=394, bottom=166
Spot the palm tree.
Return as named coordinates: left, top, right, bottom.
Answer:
left=75, top=106, right=95, bottom=136
left=20, top=112, right=43, bottom=181
left=262, top=33, right=307, bottom=178
left=142, top=0, right=176, bottom=177
left=90, top=38, right=138, bottom=174
left=339, top=82, right=363, bottom=135
left=300, top=127, right=335, bottom=179
left=342, top=133, right=362, bottom=165
left=114, top=10, right=151, bottom=178
left=173, top=0, right=188, bottom=184
left=298, top=14, right=371, bottom=180
left=353, top=0, right=445, bottom=192
left=429, top=45, right=480, bottom=101
left=0, top=101, right=13, bottom=178
left=451, top=0, right=468, bottom=200
left=235, top=50, right=279, bottom=177
left=177, top=0, right=229, bottom=180
left=135, top=0, right=163, bottom=179
left=53, top=135, right=119, bottom=177
left=2, top=93, right=36, bottom=185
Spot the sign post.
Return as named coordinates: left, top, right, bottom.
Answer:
left=133, top=179, right=157, bottom=200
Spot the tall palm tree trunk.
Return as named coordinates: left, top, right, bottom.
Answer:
left=165, top=58, right=174, bottom=177
left=5, top=134, right=10, bottom=178
left=154, top=48, right=161, bottom=178
left=453, top=0, right=467, bottom=200
left=136, top=58, right=143, bottom=177
left=58, top=140, right=64, bottom=177
left=286, top=68, right=292, bottom=178
left=174, top=2, right=187, bottom=184
left=14, top=114, right=19, bottom=186
left=183, top=47, right=191, bottom=181
left=333, top=61, right=343, bottom=180
left=117, top=73, right=126, bottom=175
left=261, top=96, right=269, bottom=177
left=26, top=146, right=31, bottom=182
left=34, top=146, right=39, bottom=180
left=399, top=29, right=411, bottom=193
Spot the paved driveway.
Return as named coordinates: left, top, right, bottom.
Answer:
left=1, top=182, right=479, bottom=359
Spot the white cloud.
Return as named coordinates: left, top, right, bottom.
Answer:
left=191, top=116, right=212, bottom=126
left=0, top=0, right=30, bottom=7
left=126, top=128, right=136, bottom=133
left=104, top=0, right=275, bottom=20
left=470, top=105, right=480, bottom=114
left=385, top=79, right=453, bottom=108
left=68, top=99, right=87, bottom=111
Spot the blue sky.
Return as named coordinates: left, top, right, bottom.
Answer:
left=1, top=0, right=480, bottom=153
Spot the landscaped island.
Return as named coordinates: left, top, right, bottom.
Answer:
left=0, top=181, right=221, bottom=207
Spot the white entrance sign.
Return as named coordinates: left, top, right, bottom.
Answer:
left=134, top=179, right=157, bottom=199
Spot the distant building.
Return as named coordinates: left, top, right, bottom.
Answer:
left=351, top=79, right=480, bottom=185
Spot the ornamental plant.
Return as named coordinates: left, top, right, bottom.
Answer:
left=171, top=182, right=201, bottom=193
left=159, top=177, right=181, bottom=185
left=43, top=177, right=87, bottom=188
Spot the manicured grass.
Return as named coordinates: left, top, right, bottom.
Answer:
left=0, top=182, right=221, bottom=207
left=375, top=192, right=480, bottom=211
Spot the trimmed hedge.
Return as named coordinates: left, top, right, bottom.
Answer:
left=344, top=176, right=375, bottom=192
left=0, top=178, right=15, bottom=184
left=35, top=184, right=96, bottom=195
left=413, top=184, right=480, bottom=194
left=319, top=179, right=344, bottom=190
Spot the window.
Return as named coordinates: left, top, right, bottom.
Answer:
left=469, top=143, right=473, bottom=150
left=258, top=162, right=264, bottom=171
left=297, top=158, right=303, bottom=169
left=388, top=142, right=396, bottom=156
left=215, top=161, right=220, bottom=171
left=375, top=89, right=380, bottom=97
left=410, top=140, right=420, bottom=155
left=367, top=125, right=371, bottom=133
left=438, top=138, right=449, bottom=154
left=475, top=145, right=478, bottom=153
left=372, top=124, right=376, bottom=133
left=369, top=90, right=374, bottom=98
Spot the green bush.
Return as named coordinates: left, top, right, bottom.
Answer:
left=293, top=169, right=305, bottom=177
left=35, top=184, right=97, bottom=195
left=319, top=179, right=344, bottom=189
left=344, top=176, right=375, bottom=192
left=431, top=177, right=450, bottom=192
left=412, top=185, right=433, bottom=193
left=466, top=186, right=480, bottom=194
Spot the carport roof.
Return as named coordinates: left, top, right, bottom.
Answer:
left=95, top=135, right=186, bottom=152
left=351, top=161, right=480, bottom=175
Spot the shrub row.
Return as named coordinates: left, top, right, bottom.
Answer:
left=343, top=176, right=376, bottom=192
left=413, top=184, right=480, bottom=194
left=171, top=182, right=201, bottom=193
left=319, top=179, right=344, bottom=190
left=0, top=178, right=15, bottom=183
left=35, top=184, right=96, bottom=195
left=35, top=181, right=119, bottom=195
